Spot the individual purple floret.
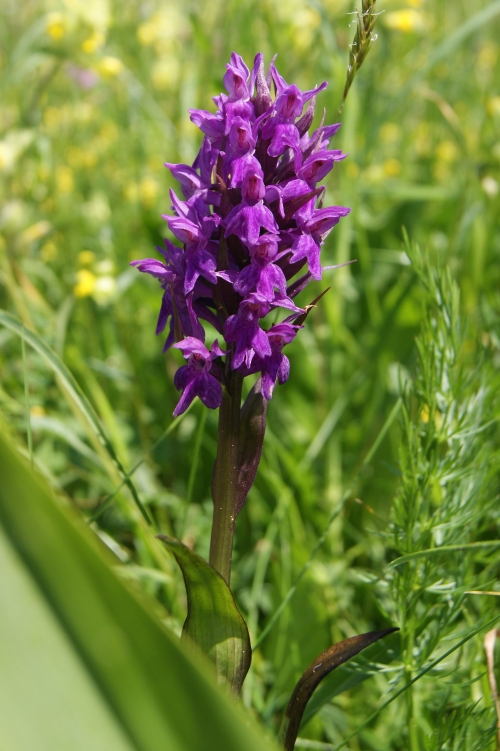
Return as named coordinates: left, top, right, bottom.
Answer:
left=225, top=294, right=272, bottom=369
left=233, top=234, right=287, bottom=301
left=172, top=338, right=225, bottom=416
left=131, top=51, right=350, bottom=415
left=244, top=322, right=300, bottom=399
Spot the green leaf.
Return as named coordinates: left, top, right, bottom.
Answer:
left=0, top=429, right=276, bottom=751
left=301, top=630, right=401, bottom=726
left=279, top=629, right=398, bottom=751
left=389, top=541, right=500, bottom=568
left=236, top=382, right=267, bottom=516
left=157, top=535, right=251, bottom=695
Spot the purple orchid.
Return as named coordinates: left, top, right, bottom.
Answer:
left=255, top=323, right=299, bottom=399
left=234, top=234, right=287, bottom=301
left=223, top=52, right=251, bottom=102
left=224, top=294, right=272, bottom=369
left=172, top=338, right=225, bottom=416
left=224, top=167, right=278, bottom=245
left=132, top=51, right=350, bottom=416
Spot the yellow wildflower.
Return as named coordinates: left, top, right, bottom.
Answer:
left=140, top=176, right=159, bottom=208
left=96, top=56, right=124, bottom=78
left=436, top=140, right=458, bottom=162
left=56, top=166, right=74, bottom=193
left=81, top=31, right=105, bottom=54
left=384, top=9, right=425, bottom=33
left=383, top=158, right=402, bottom=177
left=74, top=269, right=96, bottom=297
left=137, top=21, right=157, bottom=46
left=46, top=12, right=65, bottom=40
left=78, top=250, right=96, bottom=265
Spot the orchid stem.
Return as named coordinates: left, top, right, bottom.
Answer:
left=209, top=370, right=242, bottom=585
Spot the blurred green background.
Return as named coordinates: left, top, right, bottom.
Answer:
left=1, top=0, right=500, bottom=748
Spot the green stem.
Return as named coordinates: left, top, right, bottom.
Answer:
left=209, top=371, right=242, bottom=585
left=405, top=622, right=420, bottom=751
left=21, top=327, right=33, bottom=467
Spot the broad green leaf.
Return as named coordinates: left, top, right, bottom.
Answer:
left=279, top=629, right=397, bottom=751
left=0, top=524, right=137, bottom=751
left=0, top=430, right=277, bottom=751
left=158, top=535, right=251, bottom=694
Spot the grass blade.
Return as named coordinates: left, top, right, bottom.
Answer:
left=253, top=398, right=402, bottom=651
left=21, top=324, right=32, bottom=466
left=389, top=542, right=500, bottom=568
left=0, top=310, right=153, bottom=528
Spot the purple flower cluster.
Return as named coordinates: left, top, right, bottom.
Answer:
left=132, top=53, right=350, bottom=416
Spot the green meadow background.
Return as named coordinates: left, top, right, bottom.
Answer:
left=1, top=0, right=500, bottom=748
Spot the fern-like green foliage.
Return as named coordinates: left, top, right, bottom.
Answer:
left=381, top=241, right=499, bottom=750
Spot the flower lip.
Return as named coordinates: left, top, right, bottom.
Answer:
left=174, top=336, right=226, bottom=361
left=249, top=234, right=280, bottom=263
left=228, top=117, right=256, bottom=154
left=242, top=169, right=265, bottom=204
left=275, top=84, right=304, bottom=121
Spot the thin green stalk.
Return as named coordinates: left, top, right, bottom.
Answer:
left=209, top=371, right=242, bottom=585
left=405, top=627, right=419, bottom=751
left=87, top=408, right=192, bottom=524
left=21, top=327, right=33, bottom=467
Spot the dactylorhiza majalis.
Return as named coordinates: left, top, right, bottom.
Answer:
left=132, top=52, right=350, bottom=584
left=131, top=55, right=397, bottom=743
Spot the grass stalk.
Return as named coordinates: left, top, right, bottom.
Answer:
left=21, top=326, right=33, bottom=467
